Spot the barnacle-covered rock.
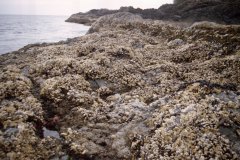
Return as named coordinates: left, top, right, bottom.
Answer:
left=0, top=65, right=33, bottom=100
left=142, top=85, right=239, bottom=159
left=0, top=13, right=239, bottom=159
left=35, top=58, right=84, bottom=78
left=0, top=66, right=64, bottom=159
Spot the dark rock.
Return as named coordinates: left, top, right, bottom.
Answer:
left=66, top=1, right=240, bottom=25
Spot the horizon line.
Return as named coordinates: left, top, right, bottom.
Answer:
left=0, top=13, right=69, bottom=16
left=0, top=5, right=169, bottom=17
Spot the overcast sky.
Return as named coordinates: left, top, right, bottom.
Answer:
left=0, top=0, right=173, bottom=16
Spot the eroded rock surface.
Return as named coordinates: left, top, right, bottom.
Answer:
left=0, top=13, right=240, bottom=159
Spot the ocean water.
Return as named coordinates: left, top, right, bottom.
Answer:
left=0, top=15, right=90, bottom=54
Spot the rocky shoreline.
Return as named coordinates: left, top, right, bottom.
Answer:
left=66, top=0, right=240, bottom=26
left=0, top=7, right=240, bottom=160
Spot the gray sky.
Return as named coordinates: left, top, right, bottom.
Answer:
left=0, top=0, right=173, bottom=16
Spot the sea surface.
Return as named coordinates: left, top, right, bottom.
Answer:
left=0, top=15, right=90, bottom=54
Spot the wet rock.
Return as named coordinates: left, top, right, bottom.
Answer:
left=43, top=127, right=61, bottom=140
left=167, top=39, right=185, bottom=47
left=237, top=129, right=240, bottom=137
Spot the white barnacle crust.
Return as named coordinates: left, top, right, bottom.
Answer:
left=0, top=12, right=239, bottom=160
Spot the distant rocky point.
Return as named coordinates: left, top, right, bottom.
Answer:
left=66, top=0, right=240, bottom=25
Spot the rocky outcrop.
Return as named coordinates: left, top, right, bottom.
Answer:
left=1, top=12, right=240, bottom=159
left=66, top=0, right=240, bottom=25
left=65, top=7, right=142, bottom=25
left=159, top=0, right=240, bottom=24
left=65, top=9, right=118, bottom=25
